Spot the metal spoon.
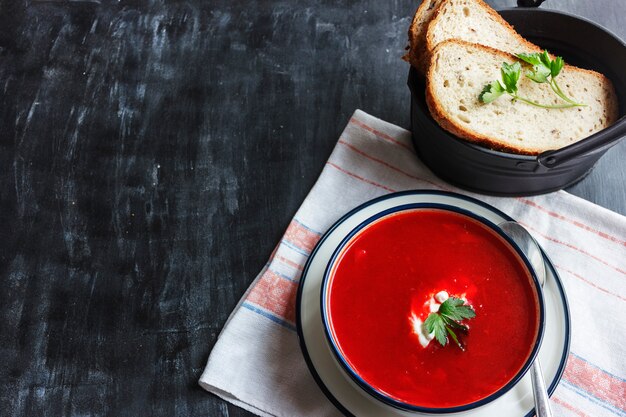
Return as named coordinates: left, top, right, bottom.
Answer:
left=499, top=220, right=553, bottom=417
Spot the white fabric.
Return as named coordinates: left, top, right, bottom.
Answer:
left=200, top=110, right=626, bottom=417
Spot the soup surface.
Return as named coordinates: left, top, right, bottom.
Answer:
left=326, top=209, right=540, bottom=408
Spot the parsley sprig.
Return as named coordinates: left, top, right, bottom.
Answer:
left=516, top=51, right=585, bottom=106
left=424, top=297, right=476, bottom=350
left=479, top=51, right=585, bottom=109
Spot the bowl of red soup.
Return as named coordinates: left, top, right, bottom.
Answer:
left=321, top=204, right=545, bottom=413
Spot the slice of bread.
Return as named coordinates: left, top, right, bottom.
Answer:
left=404, top=0, right=445, bottom=74
left=406, top=0, right=542, bottom=74
left=426, top=40, right=619, bottom=155
left=426, top=0, right=542, bottom=57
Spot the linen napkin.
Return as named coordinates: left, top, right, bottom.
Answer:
left=199, top=110, right=626, bottom=417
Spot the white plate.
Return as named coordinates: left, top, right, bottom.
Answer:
left=296, top=190, right=570, bottom=417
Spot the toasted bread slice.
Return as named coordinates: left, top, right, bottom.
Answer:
left=404, top=0, right=445, bottom=74
left=406, top=0, right=542, bottom=74
left=426, top=40, right=619, bottom=155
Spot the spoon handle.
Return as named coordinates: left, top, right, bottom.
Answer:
left=531, top=361, right=553, bottom=417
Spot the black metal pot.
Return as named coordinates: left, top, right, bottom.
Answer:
left=408, top=2, right=626, bottom=196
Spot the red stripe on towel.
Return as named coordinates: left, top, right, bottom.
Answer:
left=552, top=395, right=593, bottom=417
left=557, top=265, right=626, bottom=302
left=275, top=254, right=304, bottom=271
left=246, top=270, right=298, bottom=324
left=349, top=118, right=413, bottom=151
left=520, top=222, right=626, bottom=276
left=337, top=139, right=451, bottom=192
left=564, top=354, right=626, bottom=412
left=326, top=162, right=397, bottom=192
left=283, top=220, right=322, bottom=254
left=518, top=198, right=626, bottom=247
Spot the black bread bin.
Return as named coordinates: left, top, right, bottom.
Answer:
left=408, top=3, right=626, bottom=196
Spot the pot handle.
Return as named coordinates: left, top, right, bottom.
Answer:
left=517, top=0, right=546, bottom=7
left=537, top=118, right=626, bottom=168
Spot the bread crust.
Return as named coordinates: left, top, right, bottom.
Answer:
left=406, top=0, right=544, bottom=75
left=404, top=0, right=445, bottom=74
left=424, top=0, right=543, bottom=59
left=425, top=40, right=619, bottom=155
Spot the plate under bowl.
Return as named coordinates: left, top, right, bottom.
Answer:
left=296, top=190, right=571, bottom=417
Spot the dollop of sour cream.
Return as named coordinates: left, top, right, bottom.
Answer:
left=411, top=290, right=460, bottom=348
left=435, top=291, right=449, bottom=303
left=410, top=313, right=434, bottom=347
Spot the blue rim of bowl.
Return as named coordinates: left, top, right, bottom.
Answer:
left=295, top=190, right=572, bottom=417
left=319, top=202, right=546, bottom=413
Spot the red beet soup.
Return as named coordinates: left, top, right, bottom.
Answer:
left=325, top=208, right=541, bottom=409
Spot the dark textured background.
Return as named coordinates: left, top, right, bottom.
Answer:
left=0, top=0, right=623, bottom=416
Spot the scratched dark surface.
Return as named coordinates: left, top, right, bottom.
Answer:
left=0, top=0, right=623, bottom=416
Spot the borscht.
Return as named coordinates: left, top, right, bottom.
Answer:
left=323, top=208, right=542, bottom=410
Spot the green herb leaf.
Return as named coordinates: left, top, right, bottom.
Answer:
left=439, top=297, right=476, bottom=321
left=478, top=80, right=505, bottom=103
left=446, top=326, right=460, bottom=347
left=540, top=50, right=552, bottom=68
left=516, top=52, right=543, bottom=67
left=441, top=315, right=468, bottom=332
left=424, top=297, right=475, bottom=350
left=478, top=51, right=585, bottom=108
left=517, top=51, right=563, bottom=82
left=454, top=304, right=476, bottom=319
left=501, top=61, right=521, bottom=94
left=551, top=56, right=564, bottom=78
left=526, top=64, right=551, bottom=83
left=437, top=297, right=462, bottom=317
left=424, top=313, right=448, bottom=346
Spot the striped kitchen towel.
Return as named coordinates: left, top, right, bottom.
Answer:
left=199, top=110, right=626, bottom=417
